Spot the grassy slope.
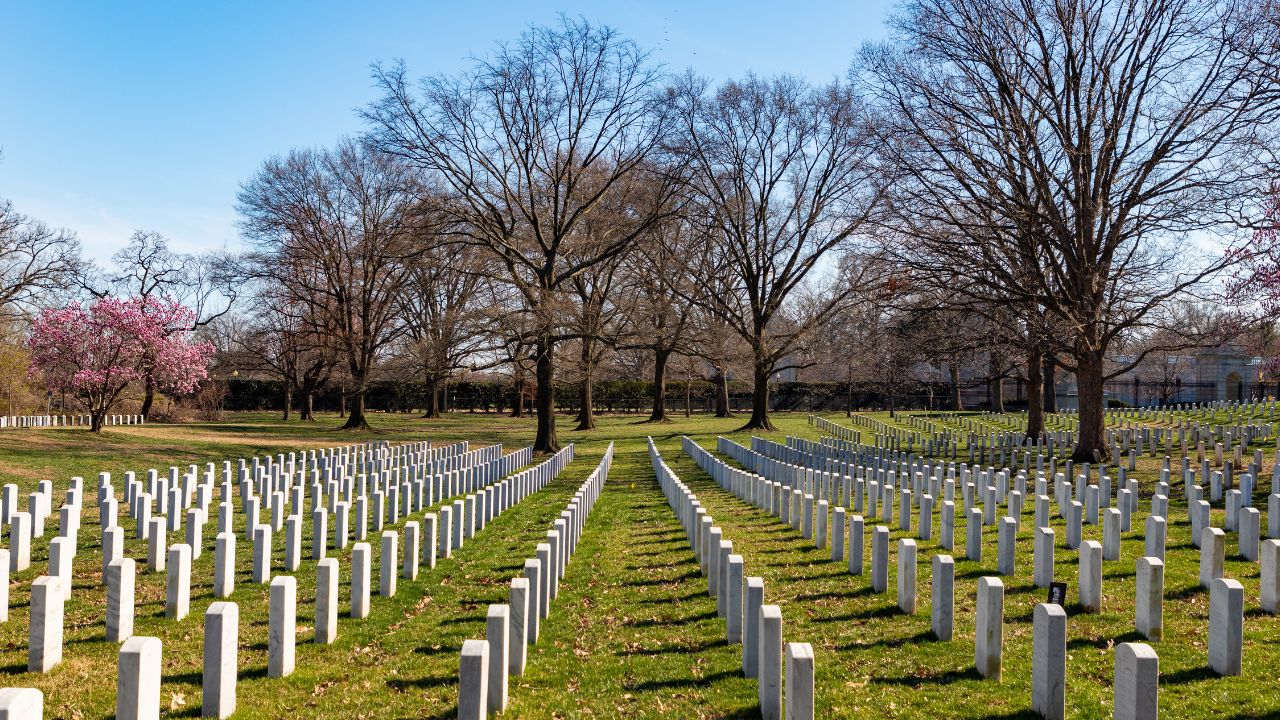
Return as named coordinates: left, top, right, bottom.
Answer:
left=0, top=410, right=1274, bottom=718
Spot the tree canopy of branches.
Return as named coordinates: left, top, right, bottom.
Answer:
left=237, top=138, right=422, bottom=430
left=363, top=15, right=678, bottom=452
left=673, top=72, right=884, bottom=430
left=863, top=0, right=1280, bottom=460
left=0, top=198, right=82, bottom=320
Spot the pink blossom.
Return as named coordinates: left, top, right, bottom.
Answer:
left=28, top=295, right=213, bottom=429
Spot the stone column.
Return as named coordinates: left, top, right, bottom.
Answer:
left=458, top=639, right=489, bottom=720
left=117, top=635, right=162, bottom=720
left=351, top=542, right=371, bottom=618
left=380, top=531, right=397, bottom=598
left=165, top=544, right=191, bottom=620
left=1262, top=539, right=1280, bottom=614
left=523, top=559, right=542, bottom=643
left=1135, top=557, right=1164, bottom=642
left=146, top=518, right=166, bottom=572
left=848, top=515, right=864, bottom=575
left=214, top=532, right=234, bottom=598
left=1144, top=516, right=1166, bottom=561
left=509, top=578, right=529, bottom=676
left=784, top=642, right=815, bottom=720
left=898, top=539, right=917, bottom=614
left=1209, top=577, right=1244, bottom=676
left=252, top=526, right=272, bottom=584
left=931, top=554, right=954, bottom=641
left=0, top=689, right=42, bottom=718
left=28, top=576, right=63, bottom=672
left=975, top=576, right=1003, bottom=679
left=997, top=517, right=1016, bottom=576
left=871, top=525, right=889, bottom=593
left=315, top=558, right=339, bottom=644
left=1079, top=541, right=1103, bottom=612
left=1113, top=642, right=1158, bottom=720
left=202, top=602, right=238, bottom=719
left=1200, top=527, right=1226, bottom=588
left=758, top=604, right=783, bottom=720
left=486, top=604, right=509, bottom=714
left=1034, top=527, right=1054, bottom=588
left=1032, top=603, right=1067, bottom=720
left=743, top=576, right=765, bottom=678
left=284, top=514, right=301, bottom=572
left=106, top=558, right=136, bottom=642
left=966, top=508, right=982, bottom=561
left=269, top=576, right=296, bottom=678
left=423, top=513, right=438, bottom=569
left=831, top=507, right=845, bottom=562
left=726, top=554, right=744, bottom=643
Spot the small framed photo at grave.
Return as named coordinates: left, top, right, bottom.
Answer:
left=1048, top=582, right=1067, bottom=606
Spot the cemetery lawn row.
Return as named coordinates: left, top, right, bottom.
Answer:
left=0, top=411, right=1274, bottom=718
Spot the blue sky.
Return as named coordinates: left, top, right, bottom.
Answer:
left=0, top=1, right=893, bottom=263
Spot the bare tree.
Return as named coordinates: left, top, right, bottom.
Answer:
left=237, top=138, right=421, bottom=430
left=0, top=199, right=83, bottom=319
left=863, top=0, right=1280, bottom=460
left=621, top=211, right=701, bottom=422
left=673, top=73, right=884, bottom=430
left=399, top=240, right=496, bottom=418
left=363, top=16, right=678, bottom=452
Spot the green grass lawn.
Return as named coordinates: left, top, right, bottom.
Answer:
left=0, top=410, right=1275, bottom=718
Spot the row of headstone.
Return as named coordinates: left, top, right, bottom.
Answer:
left=458, top=443, right=609, bottom=720
left=0, top=414, right=144, bottom=429
left=7, top=439, right=577, bottom=718
left=711, top=429, right=1265, bottom=717
left=674, top=437, right=819, bottom=720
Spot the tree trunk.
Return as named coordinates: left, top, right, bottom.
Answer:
left=1043, top=355, right=1058, bottom=414
left=441, top=381, right=450, bottom=413
left=533, top=340, right=559, bottom=453
left=950, top=363, right=963, bottom=410
left=741, top=360, right=775, bottom=431
left=303, top=392, right=315, bottom=421
left=90, top=409, right=105, bottom=433
left=282, top=385, right=293, bottom=421
left=647, top=349, right=671, bottom=422
left=684, top=377, right=692, bottom=417
left=1071, top=349, right=1108, bottom=462
left=423, top=378, right=442, bottom=419
left=139, top=374, right=156, bottom=419
left=1026, top=347, right=1045, bottom=440
left=714, top=366, right=731, bottom=418
left=511, top=376, right=525, bottom=418
left=340, top=379, right=370, bottom=430
left=575, top=338, right=596, bottom=431
left=989, top=357, right=1005, bottom=413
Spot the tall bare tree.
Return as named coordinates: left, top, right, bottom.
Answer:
left=674, top=73, right=884, bottom=430
left=864, top=0, right=1280, bottom=460
left=363, top=16, right=677, bottom=452
left=0, top=199, right=82, bottom=318
left=399, top=240, right=496, bottom=418
left=237, top=139, right=421, bottom=429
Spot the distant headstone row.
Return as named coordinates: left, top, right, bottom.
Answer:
left=1, top=438, right=581, bottom=719
left=0, top=414, right=144, bottom=429
left=698, top=428, right=1276, bottom=719
left=664, top=437, right=814, bottom=720
left=458, top=443, right=609, bottom=719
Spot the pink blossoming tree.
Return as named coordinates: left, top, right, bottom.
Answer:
left=28, top=296, right=213, bottom=431
left=1230, top=183, right=1280, bottom=312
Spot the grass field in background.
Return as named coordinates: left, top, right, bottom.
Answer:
left=0, top=410, right=1275, bottom=719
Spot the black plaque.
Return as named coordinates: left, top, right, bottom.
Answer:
left=1048, top=582, right=1067, bottom=606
